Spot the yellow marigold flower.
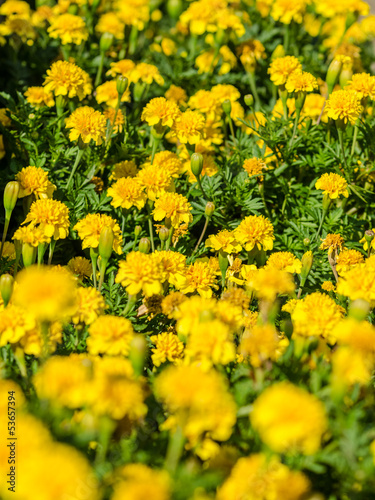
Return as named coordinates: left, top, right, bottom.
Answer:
left=131, top=62, right=164, bottom=86
left=111, top=464, right=171, bottom=500
left=2, top=241, right=15, bottom=260
left=265, top=251, right=302, bottom=274
left=43, top=60, right=92, bottom=100
left=243, top=158, right=267, bottom=180
left=13, top=225, right=50, bottom=246
left=0, top=0, right=30, bottom=18
left=205, top=230, right=242, bottom=254
left=234, top=215, right=275, bottom=252
left=325, top=89, right=363, bottom=124
left=116, top=251, right=163, bottom=297
left=16, top=165, right=55, bottom=199
left=268, top=56, right=302, bottom=86
left=188, top=89, right=220, bottom=120
left=322, top=280, right=336, bottom=292
left=315, top=172, right=349, bottom=199
left=161, top=292, right=187, bottom=318
left=247, top=268, right=295, bottom=302
left=211, top=84, right=241, bottom=105
left=153, top=250, right=187, bottom=288
left=22, top=198, right=69, bottom=240
left=109, top=160, right=138, bottom=181
left=72, top=287, right=106, bottom=325
left=171, top=110, right=205, bottom=145
left=155, top=364, right=236, bottom=452
left=319, top=233, right=345, bottom=255
left=217, top=453, right=311, bottom=500
left=95, top=80, right=131, bottom=108
left=271, top=0, right=310, bottom=24
left=174, top=295, right=217, bottom=336
left=0, top=304, right=36, bottom=347
left=237, top=40, right=266, bottom=73
left=149, top=150, right=184, bottom=178
left=301, top=92, right=328, bottom=122
left=103, top=108, right=125, bottom=134
left=333, top=318, right=375, bottom=357
left=141, top=97, right=180, bottom=129
left=179, top=261, right=218, bottom=298
left=285, top=70, right=318, bottom=93
left=331, top=346, right=373, bottom=390
left=0, top=16, right=36, bottom=45
left=24, top=86, right=54, bottom=108
left=346, top=72, right=375, bottom=100
left=31, top=5, right=54, bottom=28
left=282, top=298, right=299, bottom=314
left=221, top=287, right=250, bottom=310
left=291, top=292, right=344, bottom=340
left=336, top=260, right=375, bottom=302
left=195, top=46, right=236, bottom=75
left=115, top=0, right=150, bottom=30
left=107, top=177, right=146, bottom=210
left=137, top=163, right=172, bottom=201
left=150, top=332, right=184, bottom=367
left=239, top=323, right=286, bottom=367
left=66, top=256, right=92, bottom=281
left=251, top=382, right=327, bottom=454
left=96, top=12, right=125, bottom=39
left=87, top=315, right=134, bottom=356
left=165, top=85, right=188, bottom=106
left=106, top=59, right=135, bottom=79
left=336, top=248, right=364, bottom=275
left=48, top=13, right=88, bottom=45
left=18, top=320, right=62, bottom=357
left=153, top=191, right=193, bottom=228
left=65, top=106, right=106, bottom=145
left=13, top=265, right=77, bottom=323
left=74, top=213, right=123, bottom=253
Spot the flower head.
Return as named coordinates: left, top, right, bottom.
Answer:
left=13, top=225, right=50, bottom=246
left=234, top=215, right=275, bottom=252
left=243, top=158, right=267, bottom=179
left=137, top=164, right=172, bottom=201
left=141, top=97, right=180, bottom=128
left=95, top=80, right=131, bottom=108
left=16, top=166, right=55, bottom=199
left=87, top=315, right=134, bottom=356
left=150, top=332, right=184, bottom=367
left=109, top=160, right=138, bottom=181
left=74, top=213, right=123, bottom=253
left=22, top=198, right=70, bottom=240
left=150, top=151, right=184, bottom=178
left=271, top=0, right=310, bottom=24
left=66, top=256, right=92, bottom=281
left=247, top=268, right=296, bottom=302
left=179, top=261, right=219, bottom=298
left=325, top=89, right=363, bottom=124
left=336, top=248, right=364, bottom=275
left=315, top=172, right=349, bottom=199
left=131, top=62, right=164, bottom=86
left=96, top=12, right=125, bottom=39
left=153, top=192, right=193, bottom=228
left=24, top=86, right=54, bottom=108
left=103, top=108, right=125, bottom=135
left=205, top=230, right=242, bottom=254
left=65, top=106, right=106, bottom=145
left=268, top=56, right=302, bottom=86
left=116, top=251, right=163, bottom=297
left=111, top=464, right=171, bottom=500
left=285, top=70, right=318, bottom=93
left=43, top=60, right=92, bottom=100
left=72, top=287, right=106, bottom=325
left=345, top=72, right=375, bottom=100
left=265, top=251, right=302, bottom=273
left=171, top=110, right=205, bottom=145
left=107, top=177, right=146, bottom=210
left=48, top=13, right=88, bottom=45
left=319, top=233, right=345, bottom=255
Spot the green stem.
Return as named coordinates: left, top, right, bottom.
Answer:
left=336, top=126, right=348, bottom=173
left=98, top=259, right=108, bottom=291
left=90, top=248, right=99, bottom=288
left=94, top=50, right=105, bottom=88
left=47, top=239, right=56, bottom=266
left=284, top=24, right=290, bottom=53
left=37, top=242, right=47, bottom=265
left=150, top=135, right=160, bottom=165
left=165, top=227, right=174, bottom=251
left=66, top=147, right=84, bottom=189
left=128, top=25, right=138, bottom=55
left=0, top=217, right=10, bottom=258
left=227, top=116, right=236, bottom=141
left=351, top=122, right=359, bottom=157
left=148, top=218, right=155, bottom=252
left=289, top=108, right=301, bottom=147
left=106, top=96, right=121, bottom=146
left=196, top=175, right=209, bottom=201
left=247, top=71, right=260, bottom=111
left=315, top=208, right=328, bottom=242
left=193, top=216, right=209, bottom=254
left=165, top=425, right=185, bottom=475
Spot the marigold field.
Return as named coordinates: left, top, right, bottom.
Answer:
left=2, top=0, right=375, bottom=498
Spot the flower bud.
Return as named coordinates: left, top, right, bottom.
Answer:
left=244, top=94, right=254, bottom=108
left=3, top=181, right=20, bottom=216
left=191, top=152, right=204, bottom=178
left=271, top=44, right=285, bottom=61
left=326, top=58, right=342, bottom=95
left=133, top=81, right=146, bottom=102
left=365, top=230, right=375, bottom=245
left=322, top=193, right=331, bottom=212
left=339, top=67, right=353, bottom=88
left=303, top=237, right=310, bottom=247
left=166, top=0, right=183, bottom=18
left=99, top=226, right=114, bottom=263
left=22, top=242, right=37, bottom=267
left=349, top=298, right=370, bottom=321
left=222, top=99, right=232, bottom=116
left=218, top=250, right=229, bottom=287
left=129, top=335, right=148, bottom=377
left=159, top=226, right=169, bottom=242
left=300, top=251, right=313, bottom=283
left=116, top=76, right=128, bottom=98
left=134, top=225, right=142, bottom=237
left=139, top=237, right=150, bottom=254
left=0, top=274, right=14, bottom=307
left=99, top=32, right=113, bottom=52
left=205, top=201, right=215, bottom=217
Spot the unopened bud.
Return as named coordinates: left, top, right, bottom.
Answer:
left=133, top=81, right=146, bottom=102
left=191, top=152, right=204, bottom=178
left=271, top=44, right=285, bottom=61
left=222, top=99, right=232, bottom=116
left=3, top=181, right=20, bottom=216
left=98, top=226, right=114, bottom=263
left=326, top=58, right=342, bottom=95
left=134, top=225, right=142, bottom=237
left=205, top=201, right=215, bottom=217
left=300, top=251, right=313, bottom=283
left=0, top=274, right=14, bottom=307
left=159, top=226, right=169, bottom=242
left=303, top=237, right=310, bottom=246
left=339, top=67, right=353, bottom=88
left=322, top=193, right=331, bottom=212
left=365, top=230, right=374, bottom=244
left=22, top=242, right=37, bottom=267
left=139, top=237, right=150, bottom=254
left=129, top=335, right=148, bottom=377
left=244, top=94, right=254, bottom=107
left=166, top=0, right=183, bottom=18
left=99, top=32, right=113, bottom=52
left=116, top=76, right=128, bottom=98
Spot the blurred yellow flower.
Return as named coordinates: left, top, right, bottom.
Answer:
left=48, top=13, right=88, bottom=45
left=87, top=315, right=134, bottom=356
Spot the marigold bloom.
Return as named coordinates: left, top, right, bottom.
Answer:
left=247, top=268, right=295, bottom=301
left=336, top=260, right=375, bottom=303
left=315, top=172, right=349, bottom=199
left=217, top=453, right=311, bottom=500
left=165, top=85, right=188, bottom=106
left=240, top=324, right=287, bottom=367
left=137, top=164, right=172, bottom=201
left=13, top=265, right=77, bottom=323
left=205, top=230, right=242, bottom=254
left=285, top=70, right=318, bottom=93
left=179, top=261, right=218, bottom=298
left=322, top=280, right=336, bottom=292
left=13, top=225, right=50, bottom=246
left=131, top=62, right=164, bottom=86
left=335, top=249, right=364, bottom=275
left=111, top=464, right=171, bottom=500
left=16, top=165, right=55, bottom=199
left=107, top=177, right=146, bottom=210
left=66, top=256, right=92, bottom=281
left=109, top=160, right=138, bottom=181
left=72, top=287, right=106, bottom=325
left=319, top=233, right=345, bottom=255
left=87, top=315, right=134, bottom=356
left=161, top=292, right=187, bottom=318
left=103, top=108, right=125, bottom=134
left=106, top=59, right=136, bottom=79
left=22, top=198, right=69, bottom=240
left=0, top=304, right=36, bottom=347
left=266, top=251, right=302, bottom=274
left=251, top=382, right=327, bottom=454
left=150, top=332, right=184, bottom=367
left=48, top=13, right=88, bottom=45
left=268, top=56, right=302, bottom=86
left=234, top=215, right=275, bottom=252
left=271, top=0, right=310, bottom=24
left=243, top=158, right=267, bottom=179
left=65, top=106, right=106, bottom=145
left=95, top=80, right=131, bottom=108
left=153, top=192, right=193, bottom=228
left=0, top=0, right=30, bottom=18
left=345, top=72, right=375, bottom=100
left=195, top=46, right=236, bottom=75
left=141, top=97, right=180, bottom=128
left=74, top=213, right=123, bottom=253
left=153, top=250, right=187, bottom=288
left=149, top=151, right=184, bottom=178
left=332, top=347, right=373, bottom=390
left=325, top=89, right=363, bottom=124
left=96, top=12, right=125, bottom=39
left=115, top=0, right=150, bottom=30
left=43, top=60, right=92, bottom=100
left=171, top=110, right=205, bottom=145
left=24, top=86, right=54, bottom=108
left=116, top=251, right=163, bottom=297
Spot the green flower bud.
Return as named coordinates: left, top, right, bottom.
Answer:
left=100, top=32, right=114, bottom=52
left=322, top=193, right=332, bottom=212
left=191, top=152, right=204, bottom=178
left=205, top=201, right=215, bottom=217
left=222, top=99, right=232, bottom=116
left=271, top=44, right=285, bottom=61
left=22, top=242, right=37, bottom=267
left=326, top=59, right=342, bottom=95
left=139, top=237, right=150, bottom=254
left=133, top=81, right=146, bottom=102
left=3, top=181, right=20, bottom=216
left=303, top=237, right=311, bottom=246
left=244, top=94, right=254, bottom=107
left=116, top=76, right=129, bottom=98
left=99, top=226, right=114, bottom=263
left=134, top=225, right=142, bottom=237
left=0, top=273, right=14, bottom=307
left=365, top=230, right=375, bottom=244
left=166, top=0, right=183, bottom=17
left=300, top=251, right=313, bottom=283
left=339, top=67, right=353, bottom=88
left=129, top=335, right=148, bottom=377
left=159, top=226, right=169, bottom=242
